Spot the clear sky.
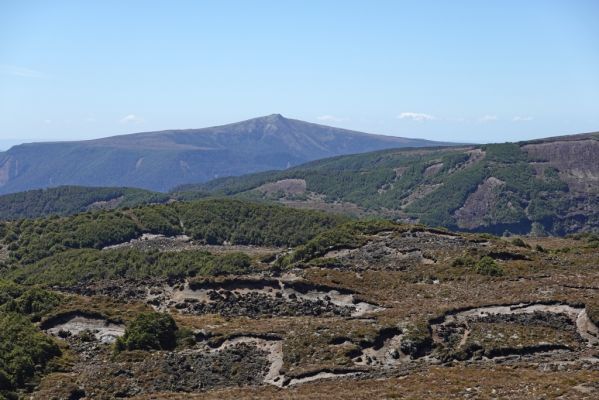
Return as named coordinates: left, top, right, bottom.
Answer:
left=1, top=0, right=598, bottom=150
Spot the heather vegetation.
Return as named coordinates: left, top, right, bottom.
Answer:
left=0, top=202, right=597, bottom=398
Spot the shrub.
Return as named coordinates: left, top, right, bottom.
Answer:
left=3, top=199, right=344, bottom=266
left=510, top=237, right=529, bottom=248
left=0, top=281, right=61, bottom=321
left=175, top=327, right=196, bottom=348
left=115, top=312, right=177, bottom=352
left=277, top=220, right=398, bottom=266
left=400, top=320, right=432, bottom=358
left=451, top=256, right=475, bottom=268
left=308, top=257, right=350, bottom=269
left=9, top=248, right=256, bottom=286
left=202, top=252, right=252, bottom=276
left=475, top=256, right=504, bottom=276
left=0, top=312, right=61, bottom=392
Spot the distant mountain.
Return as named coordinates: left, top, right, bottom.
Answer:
left=0, top=114, right=451, bottom=194
left=0, top=186, right=169, bottom=220
left=179, top=132, right=599, bottom=236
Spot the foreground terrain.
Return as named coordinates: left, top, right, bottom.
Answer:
left=0, top=199, right=598, bottom=399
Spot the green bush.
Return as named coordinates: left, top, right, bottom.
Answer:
left=0, top=281, right=61, bottom=321
left=2, top=288, right=61, bottom=321
left=115, top=312, right=178, bottom=352
left=202, top=252, right=252, bottom=276
left=0, top=312, right=61, bottom=392
left=278, top=220, right=398, bottom=266
left=9, top=248, right=256, bottom=287
left=450, top=256, right=475, bottom=268
left=510, top=237, right=528, bottom=248
left=3, top=199, right=344, bottom=266
left=475, top=256, right=504, bottom=276
left=0, top=186, right=169, bottom=220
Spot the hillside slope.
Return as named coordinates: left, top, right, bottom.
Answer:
left=0, top=186, right=170, bottom=220
left=0, top=114, right=450, bottom=194
left=180, top=132, right=599, bottom=235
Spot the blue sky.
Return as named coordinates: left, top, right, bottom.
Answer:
left=1, top=0, right=598, bottom=149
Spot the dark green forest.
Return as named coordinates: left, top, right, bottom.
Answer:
left=175, top=142, right=584, bottom=234
left=0, top=198, right=345, bottom=266
left=0, top=186, right=170, bottom=220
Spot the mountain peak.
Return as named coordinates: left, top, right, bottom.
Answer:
left=263, top=113, right=286, bottom=122
left=0, top=115, right=450, bottom=194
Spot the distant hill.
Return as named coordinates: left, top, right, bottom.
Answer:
left=0, top=114, right=451, bottom=194
left=178, top=132, right=599, bottom=236
left=0, top=186, right=169, bottom=220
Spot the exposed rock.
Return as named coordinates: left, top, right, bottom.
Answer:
left=455, top=177, right=505, bottom=230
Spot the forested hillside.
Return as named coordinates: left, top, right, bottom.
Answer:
left=0, top=186, right=170, bottom=220
left=0, top=198, right=344, bottom=267
left=1, top=133, right=596, bottom=236
left=177, top=133, right=599, bottom=235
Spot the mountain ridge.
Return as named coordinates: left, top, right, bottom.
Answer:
left=183, top=131, right=599, bottom=236
left=0, top=114, right=452, bottom=194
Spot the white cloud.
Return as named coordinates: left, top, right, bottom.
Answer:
left=397, top=112, right=436, bottom=121
left=317, top=115, right=344, bottom=123
left=513, top=116, right=533, bottom=122
left=43, top=119, right=52, bottom=125
left=0, top=64, right=45, bottom=78
left=479, top=115, right=498, bottom=122
left=119, top=114, right=144, bottom=124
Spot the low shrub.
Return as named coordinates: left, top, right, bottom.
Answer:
left=474, top=256, right=504, bottom=276
left=115, top=312, right=178, bottom=352
left=0, top=312, right=61, bottom=393
left=451, top=256, right=476, bottom=268
left=277, top=220, right=399, bottom=267
left=0, top=281, right=61, bottom=321
left=201, top=252, right=252, bottom=276
left=510, top=237, right=529, bottom=248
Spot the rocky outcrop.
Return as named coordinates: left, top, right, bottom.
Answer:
left=454, top=177, right=505, bottom=229
left=523, top=139, right=599, bottom=193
